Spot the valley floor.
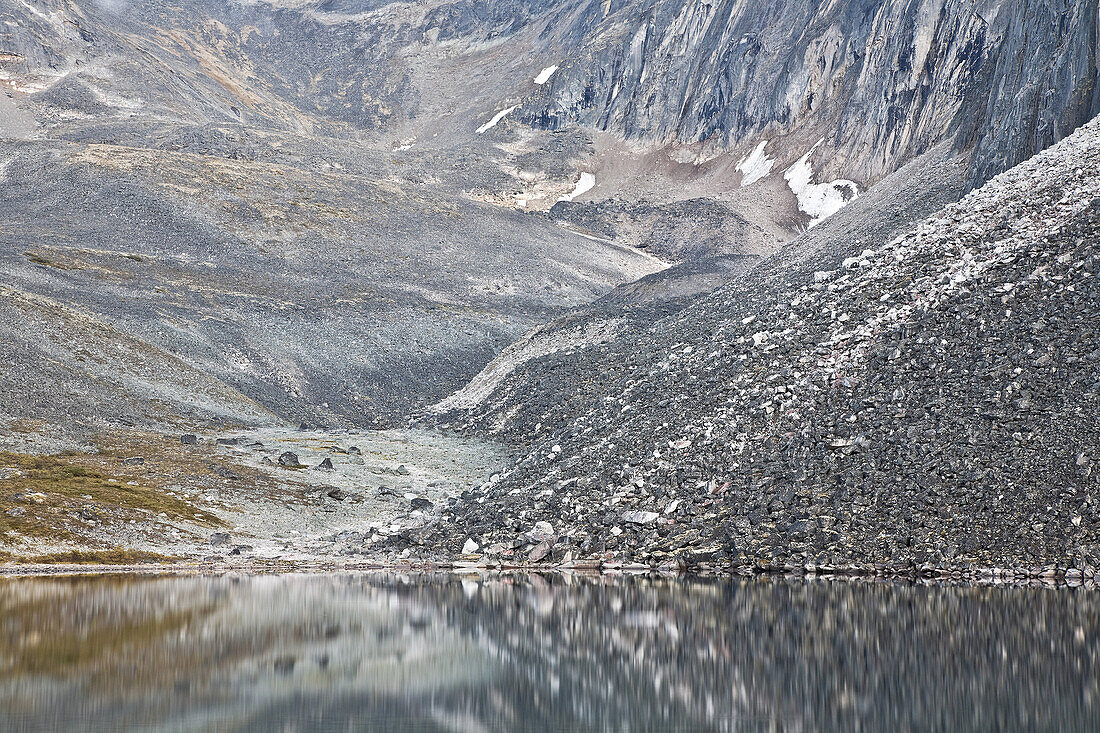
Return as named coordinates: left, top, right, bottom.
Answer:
left=2, top=425, right=1098, bottom=589
left=0, top=427, right=507, bottom=569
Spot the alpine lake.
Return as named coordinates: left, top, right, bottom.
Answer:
left=1, top=572, right=1097, bottom=731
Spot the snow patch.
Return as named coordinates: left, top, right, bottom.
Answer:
left=476, top=105, right=518, bottom=134
left=0, top=94, right=35, bottom=139
left=93, top=0, right=129, bottom=13
left=736, top=140, right=775, bottom=187
left=558, top=172, right=595, bottom=202
left=533, top=65, right=559, bottom=85
left=784, top=140, right=859, bottom=227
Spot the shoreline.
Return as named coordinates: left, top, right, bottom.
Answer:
left=2, top=557, right=1097, bottom=589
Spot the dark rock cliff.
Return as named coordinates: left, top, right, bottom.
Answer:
left=523, top=0, right=1100, bottom=185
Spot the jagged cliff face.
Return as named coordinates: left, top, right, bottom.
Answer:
left=523, top=0, right=1100, bottom=185
left=4, top=0, right=1094, bottom=186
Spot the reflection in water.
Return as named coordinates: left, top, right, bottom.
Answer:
left=1, top=573, right=1098, bottom=731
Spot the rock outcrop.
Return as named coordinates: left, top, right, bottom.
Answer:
left=524, top=0, right=1100, bottom=187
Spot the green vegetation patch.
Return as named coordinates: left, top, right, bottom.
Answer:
left=0, top=451, right=224, bottom=543
left=14, top=549, right=180, bottom=565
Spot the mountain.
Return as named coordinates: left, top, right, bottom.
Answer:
left=522, top=0, right=1099, bottom=187
left=1, top=0, right=1098, bottom=570
left=0, top=0, right=665, bottom=434
left=2, top=0, right=1095, bottom=438
left=425, top=116, right=1100, bottom=573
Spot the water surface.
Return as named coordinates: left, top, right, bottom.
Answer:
left=1, top=573, right=1097, bottom=731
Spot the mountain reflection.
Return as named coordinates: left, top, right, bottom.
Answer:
left=1, top=573, right=1098, bottom=731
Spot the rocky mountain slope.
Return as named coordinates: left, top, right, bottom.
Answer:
left=424, top=117, right=1100, bottom=573
left=2, top=0, right=1099, bottom=569
left=2, top=0, right=1096, bottom=439
left=0, top=0, right=666, bottom=434
left=0, top=132, right=658, bottom=432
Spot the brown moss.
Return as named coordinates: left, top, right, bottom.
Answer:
left=0, top=450, right=226, bottom=544
left=4, top=418, right=49, bottom=434
left=15, top=549, right=180, bottom=565
left=24, top=250, right=79, bottom=270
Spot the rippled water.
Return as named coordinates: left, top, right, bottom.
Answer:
left=1, top=573, right=1098, bottom=731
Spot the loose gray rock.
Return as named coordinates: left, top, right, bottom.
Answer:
left=528, top=541, right=552, bottom=563
left=428, top=117, right=1100, bottom=574
left=211, top=464, right=242, bottom=480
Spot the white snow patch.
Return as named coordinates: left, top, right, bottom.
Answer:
left=93, top=0, right=128, bottom=13
left=736, top=140, right=775, bottom=187
left=476, top=105, right=518, bottom=134
left=558, top=172, right=595, bottom=202
left=0, top=94, right=35, bottom=139
left=533, top=65, right=559, bottom=85
left=784, top=140, right=860, bottom=227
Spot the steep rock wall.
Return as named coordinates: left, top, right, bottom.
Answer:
left=524, top=0, right=1100, bottom=185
